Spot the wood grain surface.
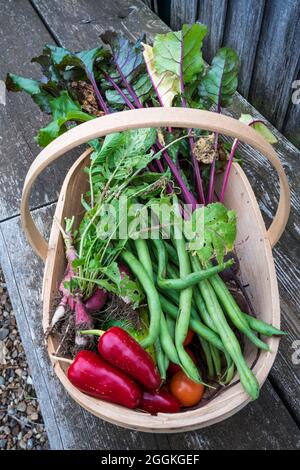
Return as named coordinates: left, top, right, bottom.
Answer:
left=0, top=0, right=299, bottom=449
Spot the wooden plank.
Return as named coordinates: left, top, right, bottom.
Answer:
left=283, top=75, right=300, bottom=149
left=141, top=0, right=152, bottom=8
left=1, top=207, right=300, bottom=449
left=169, top=0, right=198, bottom=30
left=197, top=0, right=228, bottom=63
left=249, top=0, right=300, bottom=130
left=31, top=0, right=169, bottom=50
left=0, top=0, right=81, bottom=222
left=222, top=0, right=265, bottom=99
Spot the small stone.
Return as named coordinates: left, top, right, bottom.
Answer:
left=30, top=412, right=39, bottom=421
left=15, top=368, right=22, bottom=377
left=35, top=423, right=42, bottom=432
left=19, top=439, right=27, bottom=450
left=0, top=329, right=9, bottom=340
left=12, top=425, right=20, bottom=436
left=24, top=430, right=32, bottom=440
left=0, top=376, right=5, bottom=386
left=26, top=404, right=36, bottom=416
left=3, top=426, right=10, bottom=435
left=26, top=376, right=33, bottom=385
left=0, top=439, right=7, bottom=449
left=17, top=402, right=26, bottom=413
left=26, top=438, right=34, bottom=450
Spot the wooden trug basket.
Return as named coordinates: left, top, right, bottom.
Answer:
left=21, top=108, right=290, bottom=432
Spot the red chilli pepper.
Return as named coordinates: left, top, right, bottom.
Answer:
left=67, top=350, right=141, bottom=409
left=140, top=389, right=181, bottom=415
left=81, top=327, right=161, bottom=391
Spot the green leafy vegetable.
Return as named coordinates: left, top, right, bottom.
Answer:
left=142, top=43, right=179, bottom=107
left=37, top=91, right=94, bottom=147
left=153, top=23, right=207, bottom=85
left=194, top=203, right=237, bottom=266
left=199, top=47, right=239, bottom=109
left=5, top=73, right=55, bottom=113
left=239, top=114, right=278, bottom=144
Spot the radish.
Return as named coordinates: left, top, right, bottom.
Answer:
left=84, top=287, right=107, bottom=312
left=74, top=297, right=93, bottom=347
left=52, top=217, right=94, bottom=348
left=51, top=295, right=68, bottom=329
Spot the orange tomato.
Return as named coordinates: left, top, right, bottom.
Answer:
left=183, top=329, right=194, bottom=346
left=170, top=371, right=205, bottom=407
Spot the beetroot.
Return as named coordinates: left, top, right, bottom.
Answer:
left=85, top=288, right=107, bottom=312
left=118, top=262, right=132, bottom=279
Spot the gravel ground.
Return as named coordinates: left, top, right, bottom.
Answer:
left=0, top=268, right=49, bottom=450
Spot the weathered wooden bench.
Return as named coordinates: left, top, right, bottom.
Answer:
left=0, top=0, right=299, bottom=449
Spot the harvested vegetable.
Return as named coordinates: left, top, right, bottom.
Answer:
left=81, top=326, right=161, bottom=391
left=7, top=21, right=286, bottom=415
left=140, top=389, right=181, bottom=415
left=67, top=350, right=141, bottom=408
left=183, top=329, right=194, bottom=347
left=167, top=347, right=197, bottom=377
left=170, top=371, right=205, bottom=407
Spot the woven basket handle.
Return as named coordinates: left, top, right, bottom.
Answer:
left=21, top=108, right=290, bottom=262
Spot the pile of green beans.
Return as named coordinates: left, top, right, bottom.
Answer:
left=121, top=231, right=286, bottom=400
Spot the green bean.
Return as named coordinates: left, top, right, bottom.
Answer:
left=167, top=249, right=281, bottom=339
left=166, top=263, right=179, bottom=279
left=155, top=338, right=167, bottom=380
left=120, top=250, right=161, bottom=348
left=198, top=278, right=260, bottom=400
left=244, top=313, right=287, bottom=337
left=134, top=239, right=179, bottom=364
left=190, top=255, right=260, bottom=398
left=134, top=239, right=154, bottom=280
left=159, top=313, right=180, bottom=365
left=193, top=287, right=217, bottom=332
left=172, top=205, right=202, bottom=384
left=224, top=361, right=235, bottom=385
left=209, top=274, right=270, bottom=352
left=153, top=239, right=233, bottom=290
left=159, top=294, right=226, bottom=353
left=166, top=316, right=176, bottom=339
left=198, top=337, right=214, bottom=379
left=164, top=240, right=178, bottom=264
left=209, top=344, right=221, bottom=378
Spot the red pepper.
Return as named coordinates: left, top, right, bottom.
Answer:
left=84, top=327, right=161, bottom=391
left=167, top=347, right=197, bottom=377
left=140, top=389, right=181, bottom=415
left=67, top=350, right=141, bottom=409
